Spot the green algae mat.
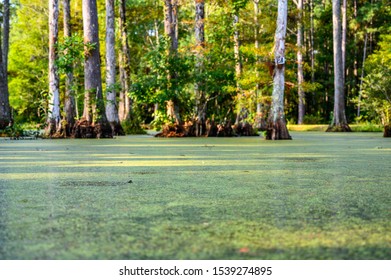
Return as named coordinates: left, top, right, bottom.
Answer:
left=0, top=132, right=390, bottom=259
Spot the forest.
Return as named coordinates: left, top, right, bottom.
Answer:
left=0, top=0, right=390, bottom=139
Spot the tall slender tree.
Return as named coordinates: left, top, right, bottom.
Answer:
left=233, top=13, right=242, bottom=80
left=164, top=0, right=181, bottom=124
left=0, top=0, right=11, bottom=129
left=266, top=0, right=291, bottom=140
left=75, top=0, right=112, bottom=138
left=296, top=0, right=305, bottom=124
left=105, top=0, right=123, bottom=135
left=62, top=0, right=76, bottom=136
left=2, top=0, right=9, bottom=78
left=341, top=0, right=347, bottom=87
left=327, top=0, right=351, bottom=132
left=253, top=0, right=261, bottom=115
left=46, top=0, right=61, bottom=136
left=194, top=0, right=206, bottom=136
left=118, top=0, right=131, bottom=122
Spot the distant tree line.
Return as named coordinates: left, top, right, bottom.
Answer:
left=0, top=0, right=390, bottom=138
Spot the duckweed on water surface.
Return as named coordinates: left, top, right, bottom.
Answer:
left=0, top=132, right=390, bottom=259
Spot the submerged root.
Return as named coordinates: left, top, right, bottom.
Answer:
left=383, top=124, right=391, bottom=137
left=72, top=119, right=113, bottom=139
left=326, top=124, right=352, bottom=132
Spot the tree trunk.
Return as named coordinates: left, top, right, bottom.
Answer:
left=105, top=0, right=123, bottom=135
left=0, top=0, right=11, bottom=129
left=297, top=0, right=305, bottom=125
left=2, top=0, right=9, bottom=78
left=266, top=0, right=291, bottom=140
left=327, top=0, right=351, bottom=132
left=118, top=0, right=131, bottom=122
left=233, top=11, right=248, bottom=129
left=164, top=0, right=178, bottom=52
left=0, top=61, right=11, bottom=129
left=164, top=0, right=181, bottom=125
left=63, top=0, right=76, bottom=137
left=341, top=0, right=347, bottom=87
left=357, top=32, right=368, bottom=118
left=233, top=13, right=242, bottom=80
left=254, top=0, right=261, bottom=114
left=253, top=0, right=267, bottom=130
left=194, top=0, right=206, bottom=136
left=46, top=0, right=61, bottom=137
left=75, top=0, right=112, bottom=138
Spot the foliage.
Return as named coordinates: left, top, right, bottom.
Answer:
left=0, top=123, right=24, bottom=138
left=130, top=37, right=194, bottom=127
left=8, top=0, right=48, bottom=124
left=359, top=34, right=391, bottom=125
left=350, top=122, right=383, bottom=132
left=55, top=33, right=94, bottom=74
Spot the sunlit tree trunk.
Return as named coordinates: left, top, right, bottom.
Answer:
left=164, top=0, right=178, bottom=52
left=233, top=12, right=241, bottom=122
left=341, top=0, right=347, bottom=87
left=2, top=0, right=9, bottom=79
left=0, top=0, right=11, bottom=129
left=63, top=0, right=76, bottom=136
left=266, top=0, right=291, bottom=140
left=233, top=13, right=242, bottom=80
left=194, top=0, right=206, bottom=136
left=164, top=0, right=181, bottom=124
left=78, top=0, right=111, bottom=138
left=310, top=0, right=316, bottom=110
left=357, top=32, right=368, bottom=118
left=297, top=0, right=305, bottom=125
left=46, top=0, right=61, bottom=136
left=105, top=0, right=123, bottom=135
left=327, top=0, right=351, bottom=132
left=118, top=0, right=131, bottom=122
left=254, top=0, right=262, bottom=114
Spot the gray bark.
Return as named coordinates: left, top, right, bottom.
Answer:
left=105, top=0, right=122, bottom=135
left=47, top=0, right=61, bottom=136
left=118, top=0, right=131, bottom=122
left=254, top=0, right=262, bottom=114
left=233, top=14, right=242, bottom=78
left=266, top=0, right=291, bottom=140
left=327, top=0, right=350, bottom=131
left=233, top=12, right=245, bottom=126
left=2, top=0, right=9, bottom=77
left=357, top=32, right=368, bottom=118
left=194, top=0, right=206, bottom=136
left=297, top=0, right=305, bottom=124
left=342, top=0, right=347, bottom=87
left=0, top=0, right=11, bottom=129
left=310, top=0, right=315, bottom=107
left=165, top=0, right=178, bottom=52
left=164, top=0, right=180, bottom=124
left=82, top=0, right=110, bottom=137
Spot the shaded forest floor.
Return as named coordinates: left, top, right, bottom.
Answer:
left=0, top=132, right=390, bottom=259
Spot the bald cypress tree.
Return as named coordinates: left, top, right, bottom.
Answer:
left=0, top=0, right=11, bottom=129
left=327, top=0, right=351, bottom=132
left=46, top=0, right=61, bottom=137
left=266, top=0, right=291, bottom=140
left=73, top=0, right=112, bottom=138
